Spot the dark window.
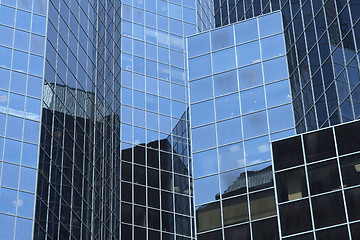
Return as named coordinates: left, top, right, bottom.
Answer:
left=286, top=233, right=314, bottom=240
left=350, top=222, right=360, bottom=240
left=162, top=212, right=174, bottom=233
left=252, top=217, right=279, bottom=240
left=121, top=224, right=132, bottom=240
left=307, top=159, right=341, bottom=194
left=149, top=230, right=160, bottom=239
left=148, top=188, right=160, bottom=208
left=148, top=209, right=160, bottom=230
left=279, top=199, right=312, bottom=236
left=250, top=189, right=276, bottom=220
left=197, top=230, right=223, bottom=240
left=276, top=167, right=308, bottom=202
left=134, top=165, right=146, bottom=185
left=121, top=182, right=132, bottom=202
left=134, top=227, right=146, bottom=239
left=303, top=128, right=336, bottom=163
left=224, top=224, right=250, bottom=240
left=196, top=201, right=221, bottom=232
left=340, top=153, right=360, bottom=187
left=223, top=195, right=248, bottom=226
left=121, top=203, right=132, bottom=224
left=273, top=136, right=304, bottom=171
left=345, top=187, right=360, bottom=221
left=335, top=121, right=360, bottom=155
left=134, top=206, right=146, bottom=227
left=312, top=192, right=346, bottom=228
left=316, top=226, right=349, bottom=240
left=134, top=185, right=146, bottom=205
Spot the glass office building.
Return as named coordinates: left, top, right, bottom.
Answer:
left=0, top=0, right=360, bottom=240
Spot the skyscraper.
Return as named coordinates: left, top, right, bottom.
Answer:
left=0, top=0, right=360, bottom=240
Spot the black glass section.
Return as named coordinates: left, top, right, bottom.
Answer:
left=148, top=209, right=160, bottom=230
left=196, top=201, right=222, bottom=232
left=121, top=224, right=132, bottom=240
left=252, top=217, right=279, bottom=240
left=303, top=129, right=336, bottom=163
left=134, top=205, right=146, bottom=227
left=307, top=159, right=341, bottom=195
left=197, top=230, right=223, bottom=240
left=162, top=212, right=174, bottom=233
left=350, top=222, right=360, bottom=240
left=273, top=136, right=304, bottom=171
left=276, top=167, right=308, bottom=202
left=134, top=227, right=146, bottom=239
left=249, top=189, right=276, bottom=220
left=223, top=195, right=248, bottom=226
left=224, top=224, right=250, bottom=240
left=345, top=187, right=360, bottom=221
left=286, top=233, right=314, bottom=240
left=340, top=153, right=360, bottom=187
left=316, top=226, right=349, bottom=240
left=312, top=192, right=346, bottom=228
left=279, top=199, right=312, bottom=236
left=335, top=121, right=360, bottom=155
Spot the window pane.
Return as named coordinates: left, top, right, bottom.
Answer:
left=219, top=142, right=245, bottom=171
left=193, top=149, right=218, bottom=178
left=211, top=25, right=234, bottom=50
left=307, top=159, right=340, bottom=195
left=189, top=54, right=212, bottom=80
left=221, top=168, right=246, bottom=197
left=192, top=124, right=217, bottom=152
left=238, top=63, right=263, bottom=90
left=345, top=187, right=360, bottom=221
left=244, top=136, right=271, bottom=165
left=189, top=77, right=213, bottom=102
left=237, top=41, right=261, bottom=66
left=223, top=195, right=248, bottom=226
left=335, top=121, right=360, bottom=155
left=259, top=12, right=282, bottom=37
left=235, top=18, right=258, bottom=44
left=188, top=32, right=210, bottom=57
left=191, top=100, right=215, bottom=127
left=249, top=189, right=276, bottom=220
left=242, top=111, right=268, bottom=139
left=194, top=175, right=219, bottom=205
left=252, top=217, right=279, bottom=240
left=340, top=153, right=360, bottom=187
left=196, top=202, right=221, bottom=232
left=247, top=161, right=273, bottom=192
left=273, top=136, right=304, bottom=170
left=217, top=117, right=242, bottom=146
left=215, top=94, right=240, bottom=121
left=316, top=226, right=349, bottom=240
left=263, top=57, right=288, bottom=83
left=212, top=48, right=236, bottom=73
left=268, top=104, right=294, bottom=132
left=261, top=34, right=285, bottom=60
left=224, top=224, right=250, bottom=240
left=213, top=70, right=238, bottom=96
left=240, top=86, right=266, bottom=114
left=276, top=167, right=308, bottom=202
left=266, top=80, right=291, bottom=107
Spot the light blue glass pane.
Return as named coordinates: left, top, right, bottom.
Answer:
left=133, top=56, right=145, bottom=74
left=146, top=94, right=158, bottom=112
left=189, top=54, right=212, bottom=80
left=10, top=72, right=26, bottom=94
left=212, top=48, right=236, bottom=73
left=134, top=126, right=145, bottom=144
left=122, top=20, right=132, bottom=36
left=191, top=100, right=215, bottom=127
left=1, top=163, right=19, bottom=189
left=211, top=25, right=234, bottom=51
left=6, top=115, right=23, bottom=140
left=29, top=54, right=44, bottom=76
left=270, top=128, right=295, bottom=141
left=244, top=136, right=271, bottom=165
left=121, top=105, right=132, bottom=124
left=122, top=88, right=132, bottom=106
left=194, top=175, right=219, bottom=205
left=240, top=87, right=266, bottom=114
left=4, top=139, right=21, bottom=164
left=19, top=167, right=36, bottom=192
left=192, top=124, right=217, bottom=152
left=0, top=113, right=5, bottom=135
left=266, top=80, right=291, bottom=108
left=33, top=0, right=48, bottom=15
left=14, top=30, right=29, bottom=51
left=169, top=3, right=181, bottom=20
left=0, top=68, right=10, bottom=90
left=235, top=18, right=258, bottom=44
left=259, top=12, right=282, bottom=37
left=0, top=25, right=13, bottom=47
left=159, top=97, right=171, bottom=116
left=18, top=0, right=32, bottom=11
left=190, top=77, right=213, bottom=102
left=21, top=143, right=38, bottom=168
left=193, top=149, right=218, bottom=178
left=243, top=111, right=268, bottom=139
left=219, top=142, right=245, bottom=171
left=25, top=97, right=41, bottom=121
left=0, top=187, right=17, bottom=214
left=15, top=10, right=31, bottom=31
left=15, top=217, right=33, bottom=240
left=268, top=104, right=294, bottom=132
left=221, top=168, right=245, bottom=194
left=17, top=191, right=34, bottom=218
left=133, top=90, right=145, bottom=109
left=159, top=115, right=171, bottom=134
left=146, top=77, right=157, bottom=95
left=172, top=100, right=186, bottom=119
left=217, top=117, right=242, bottom=146
left=133, top=23, right=144, bottom=40
left=159, top=80, right=170, bottom=98
left=12, top=50, right=28, bottom=73
left=30, top=34, right=45, bottom=55
left=121, top=124, right=132, bottom=143
left=146, top=111, right=158, bottom=131
left=0, top=5, right=15, bottom=27
left=158, top=63, right=169, bottom=80
left=215, top=94, right=240, bottom=121
left=171, top=83, right=185, bottom=102
left=238, top=63, right=263, bottom=90
left=0, top=46, right=12, bottom=68
left=213, top=70, right=238, bottom=96
left=23, top=119, right=40, bottom=143
left=145, top=0, right=156, bottom=11
left=263, top=57, right=288, bottom=83
left=8, top=93, right=25, bottom=114
left=32, top=14, right=46, bottom=35
left=261, top=34, right=285, bottom=60
left=237, top=41, right=261, bottom=66
left=0, top=214, right=15, bottom=239
left=171, top=66, right=185, bottom=84
left=183, top=7, right=196, bottom=24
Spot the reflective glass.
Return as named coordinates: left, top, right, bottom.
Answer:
left=249, top=190, right=276, bottom=220
left=0, top=214, right=15, bottom=240
left=0, top=5, right=15, bottom=27
left=6, top=115, right=23, bottom=140
left=196, top=202, right=221, bottom=232
left=261, top=34, right=285, bottom=60
left=17, top=191, right=34, bottom=218
left=213, top=70, right=238, bottom=96
left=303, top=128, right=336, bottom=163
left=340, top=153, right=360, bottom=187
left=15, top=218, right=33, bottom=240
left=10, top=72, right=26, bottom=95
left=212, top=48, right=236, bottom=73
left=217, top=117, right=242, bottom=146
left=219, top=142, right=245, bottom=171
left=16, top=10, right=31, bottom=31
left=237, top=41, right=261, bottom=66
left=241, top=86, right=266, bottom=113
left=190, top=77, right=213, bottom=102
left=259, top=12, right=282, bottom=37
left=194, top=175, right=220, bottom=205
left=224, top=224, right=250, bottom=240
left=1, top=163, right=19, bottom=189
left=276, top=167, right=308, bottom=202
left=215, top=94, right=240, bottom=121
left=244, top=136, right=271, bottom=165
left=0, top=187, right=17, bottom=215
left=266, top=80, right=291, bottom=107
left=23, top=119, right=39, bottom=143
left=192, top=124, right=217, bottom=152
left=221, top=168, right=246, bottom=196
left=0, top=68, right=10, bottom=90
left=223, top=195, right=248, bottom=225
left=14, top=30, right=29, bottom=51
left=247, top=161, right=273, bottom=191
left=3, top=138, right=21, bottom=164
left=242, top=111, right=268, bottom=139
left=238, top=63, right=263, bottom=90
left=0, top=46, right=12, bottom=68
left=189, top=54, right=212, bottom=80
left=268, top=104, right=294, bottom=132
left=263, top=57, right=288, bottom=83
left=235, top=18, right=258, bottom=44
left=211, top=25, right=234, bottom=51
left=19, top=167, right=36, bottom=192
left=0, top=25, right=13, bottom=47
left=193, top=149, right=218, bottom=178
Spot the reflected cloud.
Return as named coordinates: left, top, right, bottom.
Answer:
left=12, top=199, right=23, bottom=207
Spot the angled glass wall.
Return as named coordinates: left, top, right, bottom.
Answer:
left=187, top=11, right=295, bottom=239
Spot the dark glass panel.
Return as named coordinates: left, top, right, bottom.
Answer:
left=272, top=136, right=304, bottom=171
left=276, top=167, right=308, bottom=202
left=252, top=217, right=279, bottom=240
left=350, top=222, right=360, bottom=240
left=162, top=212, right=174, bottom=233
left=197, top=230, right=223, bottom=240
left=196, top=201, right=222, bottom=232
left=279, top=199, right=312, bottom=236
left=286, top=233, right=314, bottom=240
left=249, top=189, right=276, bottom=220
left=134, top=206, right=146, bottom=227
left=303, top=128, right=336, bottom=163
left=134, top=227, right=146, bottom=239
left=134, top=185, right=146, bottom=205
left=148, top=209, right=160, bottom=230
left=316, top=226, right=349, bottom=240
left=340, top=153, right=360, bottom=187
left=345, top=187, right=360, bottom=221
left=335, top=121, right=360, bottom=155
left=148, top=188, right=160, bottom=209
left=312, top=192, right=346, bottom=228
left=121, top=224, right=132, bottom=240
left=224, top=224, right=250, bottom=240
left=223, top=195, right=248, bottom=226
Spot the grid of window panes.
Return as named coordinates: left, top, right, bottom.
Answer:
left=213, top=0, right=281, bottom=28
left=195, top=0, right=215, bottom=32
left=273, top=119, right=360, bottom=240
left=120, top=0, right=196, bottom=239
left=0, top=0, right=47, bottom=239
left=34, top=0, right=122, bottom=239
left=281, top=0, right=360, bottom=133
left=187, top=12, right=295, bottom=239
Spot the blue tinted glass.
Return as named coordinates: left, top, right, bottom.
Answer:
left=241, top=87, right=266, bottom=113
left=12, top=50, right=28, bottom=73
left=4, top=139, right=21, bottom=164
left=270, top=128, right=295, bottom=141
left=237, top=41, right=261, bottom=66
left=0, top=214, right=15, bottom=239
left=17, top=191, right=35, bottom=218
left=16, top=10, right=31, bottom=31
left=244, top=136, right=271, bottom=165
left=25, top=97, right=41, bottom=120
left=159, top=97, right=171, bottom=116
left=14, top=30, right=29, bottom=51
left=215, top=94, right=240, bottom=121
left=19, top=167, right=36, bottom=192
left=238, top=63, right=263, bottom=90
left=243, top=111, right=268, bottom=139
left=217, top=117, right=242, bottom=146
left=219, top=142, right=245, bottom=171
left=23, top=119, right=39, bottom=143
left=192, top=124, right=217, bottom=152
left=0, top=68, right=10, bottom=90
left=212, top=48, right=236, bottom=73
left=261, top=34, right=285, bottom=60
left=18, top=0, right=32, bottom=11
left=189, top=54, right=212, bottom=80
left=121, top=124, right=132, bottom=143
left=0, top=188, right=17, bottom=214
left=29, top=54, right=44, bottom=76
left=8, top=93, right=25, bottom=113
left=6, top=115, right=23, bottom=140
left=266, top=80, right=291, bottom=107
left=134, top=90, right=145, bottom=109
left=193, top=149, right=218, bottom=178
left=221, top=168, right=245, bottom=194
left=190, top=77, right=213, bottom=102
left=27, top=75, right=42, bottom=98
left=0, top=25, right=13, bottom=47
left=211, top=25, right=234, bottom=51
left=259, top=12, right=282, bottom=37
left=0, top=113, right=5, bottom=135
left=30, top=34, right=45, bottom=55
left=0, top=5, right=15, bottom=27
left=268, top=104, right=294, bottom=132
left=32, top=14, right=46, bottom=35
left=21, top=143, right=38, bottom=168
left=15, top=218, right=33, bottom=240
left=194, top=175, right=219, bottom=205
left=0, top=46, right=12, bottom=68
left=191, top=100, right=215, bottom=127
left=10, top=72, right=26, bottom=94
left=1, top=163, right=19, bottom=189
left=263, top=57, right=288, bottom=83
left=235, top=18, right=258, bottom=44
left=213, top=70, right=238, bottom=96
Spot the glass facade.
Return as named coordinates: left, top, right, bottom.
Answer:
left=187, top=11, right=295, bottom=239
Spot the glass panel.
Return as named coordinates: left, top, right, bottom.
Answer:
left=221, top=168, right=246, bottom=197
left=345, top=187, right=360, bottom=222
left=261, top=34, right=285, bottom=60
left=249, top=189, right=276, bottom=220
left=215, top=94, right=240, bottom=121
left=191, top=100, right=215, bottom=127
left=351, top=222, right=360, bottom=240
left=266, top=80, right=291, bottom=108
left=242, top=111, right=268, bottom=139
left=340, top=153, right=360, bottom=187
left=247, top=161, right=273, bottom=192
left=212, top=48, right=236, bottom=73
left=213, top=70, right=238, bottom=96
left=211, top=25, right=234, bottom=51
left=273, top=136, right=304, bottom=170
left=224, top=224, right=250, bottom=240
left=0, top=187, right=17, bottom=215
left=188, top=54, right=212, bottom=80
left=237, top=41, right=261, bottom=66
left=189, top=77, right=213, bottom=102
left=0, top=214, right=15, bottom=240
left=217, top=117, right=242, bottom=146
left=235, top=18, right=258, bottom=44
left=3, top=139, right=21, bottom=164
left=238, top=63, right=263, bottom=90
left=263, top=57, right=288, bottom=83
left=244, top=136, right=271, bottom=165
left=219, top=142, right=245, bottom=171
left=1, top=163, right=19, bottom=189
left=259, top=12, right=283, bottom=37
left=307, top=159, right=340, bottom=195
left=252, top=217, right=279, bottom=240
left=268, top=104, right=294, bottom=132
left=286, top=233, right=314, bottom=240
left=17, top=191, right=34, bottom=218
left=335, top=121, right=360, bottom=155
left=194, top=175, right=220, bottom=205
left=276, top=167, right=308, bottom=202
left=196, top=201, right=221, bottom=232
left=15, top=217, right=33, bottom=240
left=193, top=149, right=218, bottom=178
left=240, top=86, right=266, bottom=114
left=304, top=128, right=336, bottom=163
left=223, top=195, right=248, bottom=226
left=197, top=230, right=222, bottom=240
left=316, top=226, right=349, bottom=240
left=192, top=124, right=217, bottom=152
